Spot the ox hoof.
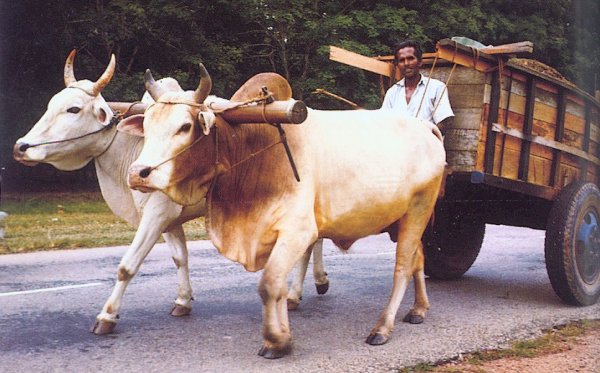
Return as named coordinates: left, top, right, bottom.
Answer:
left=316, top=281, right=329, bottom=295
left=287, top=298, right=300, bottom=311
left=258, top=344, right=290, bottom=359
left=365, top=333, right=389, bottom=346
left=170, top=305, right=192, bottom=317
left=91, top=320, right=117, bottom=335
left=402, top=313, right=424, bottom=324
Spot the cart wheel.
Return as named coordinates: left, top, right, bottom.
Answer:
left=545, top=182, right=600, bottom=306
left=424, top=206, right=485, bottom=280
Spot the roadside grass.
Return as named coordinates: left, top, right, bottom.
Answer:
left=0, top=192, right=207, bottom=254
left=399, top=319, right=600, bottom=372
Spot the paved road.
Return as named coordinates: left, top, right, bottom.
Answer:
left=1, top=225, right=598, bottom=372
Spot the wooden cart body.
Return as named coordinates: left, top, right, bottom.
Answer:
left=330, top=39, right=600, bottom=305
left=430, top=40, right=600, bottom=230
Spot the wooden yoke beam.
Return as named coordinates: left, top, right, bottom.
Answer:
left=108, top=100, right=308, bottom=125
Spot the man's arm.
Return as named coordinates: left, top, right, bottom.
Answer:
left=436, top=116, right=453, bottom=137
left=432, top=81, right=454, bottom=128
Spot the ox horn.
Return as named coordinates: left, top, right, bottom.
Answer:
left=193, top=63, right=212, bottom=103
left=144, top=69, right=169, bottom=101
left=91, top=54, right=116, bottom=96
left=64, top=49, right=78, bottom=87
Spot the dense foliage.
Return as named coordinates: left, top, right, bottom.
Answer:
left=0, top=0, right=598, bottom=190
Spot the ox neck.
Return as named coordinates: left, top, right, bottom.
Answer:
left=213, top=120, right=300, bottom=183
left=209, top=120, right=294, bottom=194
left=93, top=130, right=144, bottom=227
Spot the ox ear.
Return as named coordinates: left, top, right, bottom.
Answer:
left=93, top=103, right=112, bottom=127
left=197, top=111, right=216, bottom=135
left=117, top=115, right=145, bottom=137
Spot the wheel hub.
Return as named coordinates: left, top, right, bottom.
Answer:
left=576, top=210, right=600, bottom=285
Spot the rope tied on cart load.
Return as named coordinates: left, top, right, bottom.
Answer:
left=310, top=89, right=361, bottom=109
left=416, top=51, right=458, bottom=122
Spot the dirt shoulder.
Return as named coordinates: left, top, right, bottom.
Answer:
left=413, top=320, right=600, bottom=373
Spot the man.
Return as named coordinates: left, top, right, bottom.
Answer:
left=382, top=40, right=454, bottom=135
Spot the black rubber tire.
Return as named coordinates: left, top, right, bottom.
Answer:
left=545, top=182, right=600, bottom=306
left=423, top=205, right=485, bottom=280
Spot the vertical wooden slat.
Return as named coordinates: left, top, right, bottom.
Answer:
left=581, top=101, right=591, bottom=180
left=550, top=88, right=566, bottom=187
left=518, top=76, right=536, bottom=181
left=484, top=72, right=501, bottom=173
left=498, top=72, right=513, bottom=176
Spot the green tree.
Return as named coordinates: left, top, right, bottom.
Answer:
left=1, top=0, right=598, bottom=190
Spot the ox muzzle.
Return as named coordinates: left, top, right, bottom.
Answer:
left=13, top=142, right=39, bottom=166
left=127, top=164, right=157, bottom=193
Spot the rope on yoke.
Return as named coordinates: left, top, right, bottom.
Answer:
left=120, top=101, right=144, bottom=118
left=140, top=88, right=301, bottom=182
left=259, top=88, right=301, bottom=182
left=226, top=87, right=300, bottom=182
left=206, top=91, right=276, bottom=114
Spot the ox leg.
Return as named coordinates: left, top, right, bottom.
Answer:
left=92, top=229, right=162, bottom=334
left=92, top=195, right=182, bottom=335
left=163, top=225, right=193, bottom=317
left=288, top=239, right=329, bottom=310
left=287, top=244, right=313, bottom=310
left=403, top=244, right=429, bottom=324
left=258, top=234, right=315, bottom=359
left=311, top=239, right=329, bottom=295
left=366, top=200, right=435, bottom=345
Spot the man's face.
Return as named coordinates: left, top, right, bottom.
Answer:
left=396, top=46, right=422, bottom=79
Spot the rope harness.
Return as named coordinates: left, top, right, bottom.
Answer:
left=140, top=88, right=301, bottom=182
left=18, top=87, right=141, bottom=155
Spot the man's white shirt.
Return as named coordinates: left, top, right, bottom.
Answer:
left=381, top=75, right=454, bottom=125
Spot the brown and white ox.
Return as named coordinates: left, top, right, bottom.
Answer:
left=119, top=64, right=446, bottom=358
left=12, top=52, right=328, bottom=335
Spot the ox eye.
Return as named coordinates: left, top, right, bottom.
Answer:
left=178, top=123, right=192, bottom=134
left=67, top=107, right=81, bottom=114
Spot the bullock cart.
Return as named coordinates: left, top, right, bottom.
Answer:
left=331, top=38, right=600, bottom=306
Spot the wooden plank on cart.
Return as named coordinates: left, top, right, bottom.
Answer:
left=480, top=41, right=534, bottom=55
left=435, top=38, right=497, bottom=72
left=329, top=46, right=400, bottom=79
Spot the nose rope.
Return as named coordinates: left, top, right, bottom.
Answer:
left=20, top=118, right=116, bottom=152
left=19, top=101, right=141, bottom=152
left=141, top=131, right=209, bottom=176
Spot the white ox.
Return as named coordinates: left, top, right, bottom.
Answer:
left=119, top=65, right=446, bottom=358
left=12, top=52, right=328, bottom=334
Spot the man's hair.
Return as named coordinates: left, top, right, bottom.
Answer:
left=393, top=40, right=423, bottom=61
